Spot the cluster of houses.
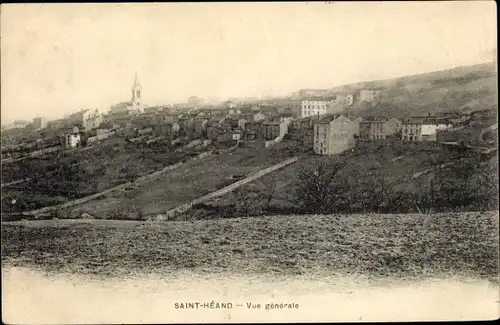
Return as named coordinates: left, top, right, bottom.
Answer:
left=53, top=96, right=497, bottom=157
left=310, top=110, right=496, bottom=155
left=4, top=74, right=495, bottom=157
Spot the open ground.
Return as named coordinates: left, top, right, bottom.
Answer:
left=2, top=212, right=498, bottom=282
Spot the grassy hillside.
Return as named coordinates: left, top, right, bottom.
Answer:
left=192, top=140, right=498, bottom=219
left=334, top=62, right=498, bottom=118
left=37, top=144, right=296, bottom=219
left=0, top=137, right=207, bottom=214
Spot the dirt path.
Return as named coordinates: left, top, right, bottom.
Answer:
left=412, top=162, right=455, bottom=178
left=152, top=156, right=300, bottom=220
left=1, top=146, right=62, bottom=164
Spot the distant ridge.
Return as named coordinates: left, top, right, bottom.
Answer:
left=297, top=61, right=498, bottom=118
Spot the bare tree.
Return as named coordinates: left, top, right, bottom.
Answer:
left=234, top=187, right=251, bottom=217
left=295, top=157, right=347, bottom=214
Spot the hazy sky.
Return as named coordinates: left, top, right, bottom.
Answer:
left=1, top=2, right=497, bottom=123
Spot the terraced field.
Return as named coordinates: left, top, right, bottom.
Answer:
left=67, top=145, right=295, bottom=218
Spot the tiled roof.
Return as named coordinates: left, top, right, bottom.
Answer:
left=403, top=116, right=452, bottom=124
left=314, top=113, right=344, bottom=124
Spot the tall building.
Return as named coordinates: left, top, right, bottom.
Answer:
left=313, top=114, right=358, bottom=155
left=108, top=74, right=144, bottom=120
left=300, top=99, right=328, bottom=118
left=131, top=73, right=143, bottom=113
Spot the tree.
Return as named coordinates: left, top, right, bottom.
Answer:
left=295, top=157, right=347, bottom=214
left=233, top=187, right=251, bottom=217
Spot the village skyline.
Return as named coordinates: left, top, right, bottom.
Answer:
left=1, top=2, right=496, bottom=124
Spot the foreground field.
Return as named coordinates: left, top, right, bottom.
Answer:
left=2, top=212, right=498, bottom=282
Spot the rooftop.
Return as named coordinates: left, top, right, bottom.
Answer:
left=315, top=113, right=344, bottom=124
left=402, top=116, right=453, bottom=124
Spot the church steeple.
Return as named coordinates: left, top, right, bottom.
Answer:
left=131, top=73, right=143, bottom=113
left=133, top=73, right=140, bottom=88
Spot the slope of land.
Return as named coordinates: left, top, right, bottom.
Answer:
left=0, top=137, right=208, bottom=213
left=335, top=62, right=498, bottom=118
left=54, top=144, right=297, bottom=219
left=191, top=140, right=498, bottom=219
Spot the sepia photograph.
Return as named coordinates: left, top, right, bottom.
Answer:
left=1, top=1, right=499, bottom=324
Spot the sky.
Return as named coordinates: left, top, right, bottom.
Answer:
left=1, top=2, right=497, bottom=124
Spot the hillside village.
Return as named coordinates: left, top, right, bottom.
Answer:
left=2, top=7, right=500, bottom=320
left=2, top=87, right=497, bottom=156
left=1, top=62, right=498, bottom=219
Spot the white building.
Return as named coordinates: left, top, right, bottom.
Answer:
left=65, top=133, right=81, bottom=148
left=232, top=130, right=242, bottom=141
left=68, top=109, right=102, bottom=131
left=300, top=100, right=328, bottom=118
left=64, top=126, right=83, bottom=148
left=421, top=123, right=453, bottom=139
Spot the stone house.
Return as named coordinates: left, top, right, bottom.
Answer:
left=359, top=117, right=402, bottom=140
left=68, top=109, right=103, bottom=131
left=402, top=117, right=453, bottom=142
left=313, top=115, right=358, bottom=155
left=261, top=121, right=281, bottom=141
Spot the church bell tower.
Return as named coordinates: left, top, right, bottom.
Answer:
left=131, top=73, right=143, bottom=113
